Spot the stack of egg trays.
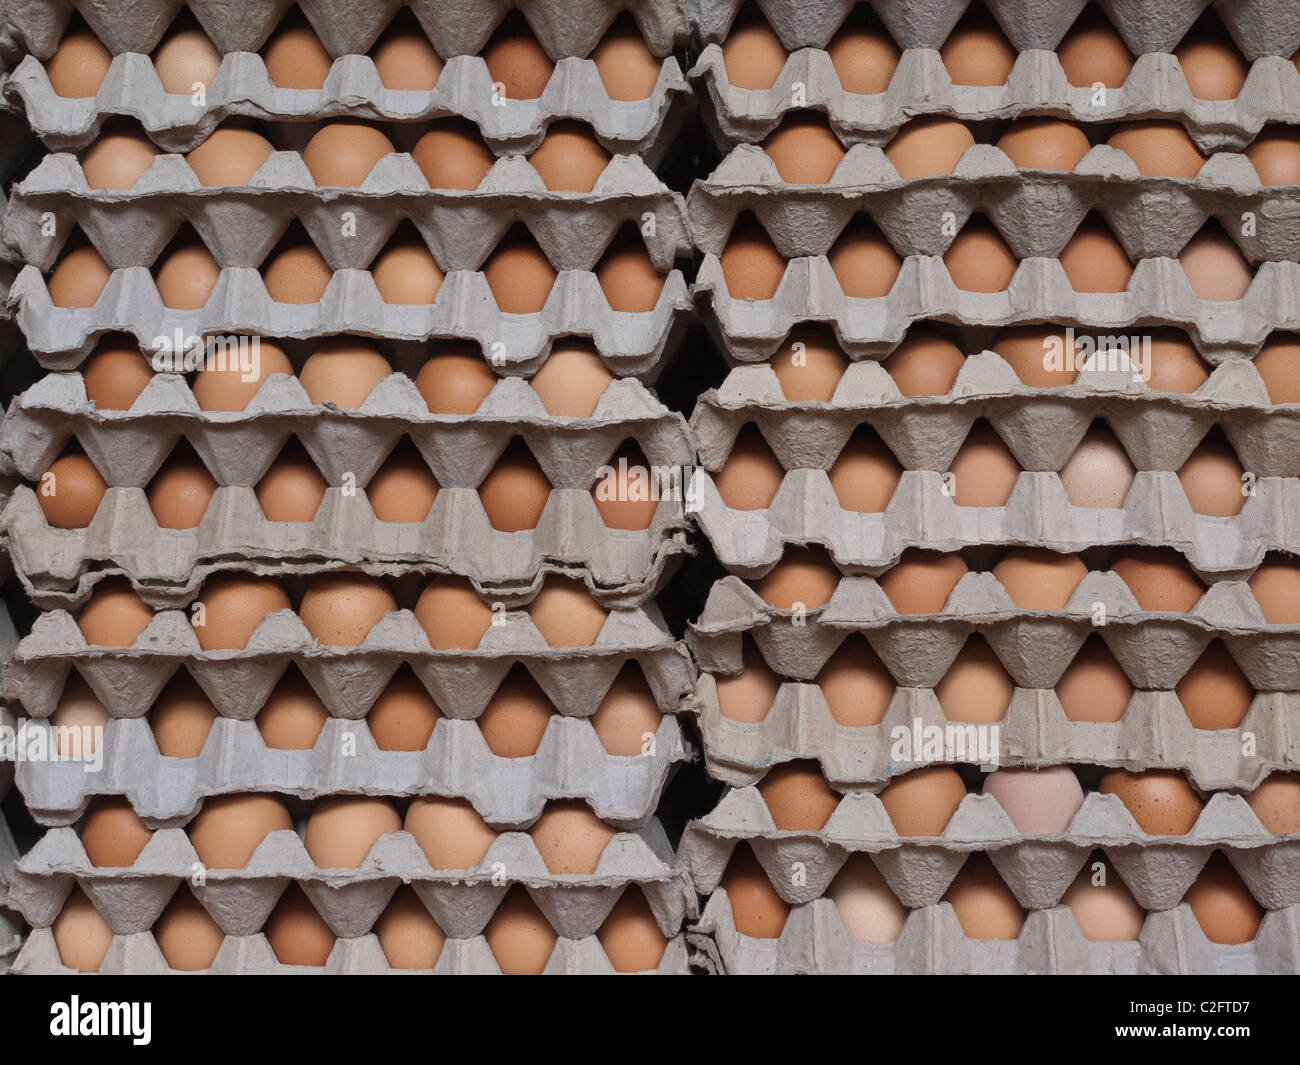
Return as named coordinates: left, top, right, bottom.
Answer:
left=680, top=0, right=1300, bottom=974
left=688, top=0, right=1300, bottom=151
left=0, top=608, right=24, bottom=972
left=0, top=0, right=702, bottom=974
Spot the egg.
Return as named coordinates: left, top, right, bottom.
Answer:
left=829, top=430, right=902, bottom=512
left=1107, top=121, right=1206, bottom=178
left=153, top=25, right=222, bottom=95
left=414, top=576, right=494, bottom=650
left=885, top=117, right=976, bottom=178
left=51, top=676, right=109, bottom=758
left=299, top=571, right=397, bottom=646
left=763, top=113, right=846, bottom=184
left=593, top=443, right=661, bottom=530
left=263, top=235, right=333, bottom=304
left=828, top=215, right=902, bottom=297
left=529, top=338, right=614, bottom=415
left=374, top=887, right=445, bottom=969
left=590, top=665, right=662, bottom=756
left=1255, top=334, right=1300, bottom=403
left=412, top=121, right=495, bottom=190
left=712, top=428, right=783, bottom=513
left=1100, top=768, right=1204, bottom=835
left=366, top=671, right=441, bottom=752
left=1249, top=555, right=1300, bottom=622
left=153, top=888, right=224, bottom=971
left=993, top=547, right=1087, bottom=609
left=996, top=118, right=1091, bottom=170
left=878, top=765, right=967, bottom=836
left=485, top=888, right=557, bottom=974
left=478, top=439, right=551, bottom=531
left=757, top=761, right=840, bottom=830
left=256, top=442, right=328, bottom=522
left=257, top=671, right=330, bottom=750
left=370, top=238, right=443, bottom=305
left=883, top=332, right=965, bottom=396
left=264, top=885, right=336, bottom=965
left=944, top=855, right=1026, bottom=939
left=1056, top=636, right=1134, bottom=722
left=81, top=797, right=153, bottom=867
left=714, top=640, right=782, bottom=723
left=1057, top=10, right=1134, bottom=88
left=262, top=17, right=333, bottom=88
left=154, top=240, right=221, bottom=310
left=1061, top=862, right=1147, bottom=941
left=721, top=844, right=789, bottom=938
left=529, top=120, right=610, bottom=192
left=483, top=227, right=557, bottom=313
left=53, top=889, right=114, bottom=972
left=415, top=343, right=496, bottom=413
left=83, top=340, right=155, bottom=410
left=194, top=573, right=291, bottom=650
left=817, top=635, right=895, bottom=726
left=753, top=546, right=841, bottom=609
left=936, top=637, right=1014, bottom=722
left=147, top=447, right=218, bottom=529
left=597, top=234, right=664, bottom=313
left=827, top=9, right=899, bottom=94
left=597, top=888, right=667, bottom=972
left=1175, top=33, right=1249, bottom=100
left=405, top=796, right=497, bottom=869
left=982, top=765, right=1084, bottom=833
left=483, top=14, right=554, bottom=99
left=150, top=672, right=218, bottom=758
left=368, top=444, right=439, bottom=522
left=1179, top=229, right=1253, bottom=301
left=592, top=14, right=661, bottom=101
left=1178, top=432, right=1247, bottom=516
left=1111, top=547, right=1206, bottom=611
left=994, top=324, right=1080, bottom=387
left=771, top=325, right=848, bottom=400
left=188, top=793, right=293, bottom=868
left=303, top=795, right=401, bottom=868
left=721, top=9, right=787, bottom=90
left=943, top=216, right=1018, bottom=292
left=1145, top=327, right=1210, bottom=393
left=879, top=549, right=968, bottom=614
left=38, top=452, right=106, bottom=529
left=1244, top=125, right=1300, bottom=186
left=46, top=25, right=113, bottom=98
left=1177, top=642, right=1254, bottom=729
left=830, top=854, right=909, bottom=943
left=48, top=243, right=111, bottom=308
left=719, top=215, right=787, bottom=299
left=1060, top=218, right=1133, bottom=292
left=193, top=336, right=294, bottom=411
left=303, top=122, right=394, bottom=188
left=77, top=578, right=153, bottom=646
left=299, top=338, right=390, bottom=407
left=940, top=12, right=1017, bottom=86
left=947, top=423, right=1021, bottom=507
left=1059, top=424, right=1135, bottom=508
left=1183, top=852, right=1263, bottom=944
left=529, top=801, right=616, bottom=873
left=371, top=24, right=443, bottom=91
left=81, top=125, right=159, bottom=189
left=1245, top=772, right=1300, bottom=833
left=478, top=668, right=555, bottom=756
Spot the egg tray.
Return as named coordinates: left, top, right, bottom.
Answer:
left=689, top=895, right=1300, bottom=975
left=679, top=787, right=1300, bottom=911
left=7, top=264, right=695, bottom=371
left=5, top=52, right=692, bottom=162
left=10, top=820, right=690, bottom=940
left=692, top=48, right=1300, bottom=154
left=690, top=144, right=1300, bottom=264
left=5, top=152, right=692, bottom=272
left=11, top=927, right=693, bottom=974
left=0, top=908, right=22, bottom=975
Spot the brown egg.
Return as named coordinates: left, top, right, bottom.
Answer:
left=592, top=443, right=660, bottom=530
left=828, top=215, right=902, bottom=298
left=529, top=801, right=616, bottom=873
left=1112, top=547, right=1206, bottom=611
left=415, top=343, right=496, bottom=413
left=262, top=236, right=332, bottom=304
left=597, top=234, right=664, bottom=313
left=529, top=120, right=610, bottom=192
left=591, top=666, right=662, bottom=755
left=304, top=795, right=401, bottom=868
left=1176, top=34, right=1248, bottom=100
left=150, top=673, right=218, bottom=758
left=714, top=427, right=784, bottom=510
left=374, top=888, right=445, bottom=969
left=1245, top=772, right=1300, bottom=833
left=1180, top=230, right=1253, bottom=301
left=262, top=17, right=333, bottom=89
left=414, top=576, right=494, bottom=650
left=83, top=341, right=154, bottom=410
left=153, top=888, right=224, bottom=971
left=405, top=796, right=497, bottom=869
left=153, top=26, right=222, bottom=94
left=1255, top=335, right=1300, bottom=404
left=943, top=217, right=1018, bottom=292
left=1244, top=126, right=1300, bottom=186
left=194, top=573, right=291, bottom=650
left=721, top=844, right=789, bottom=938
left=994, top=324, right=1081, bottom=387
left=368, top=445, right=439, bottom=522
left=53, top=889, right=114, bottom=972
left=77, top=578, right=153, bottom=646
left=47, top=25, right=113, bottom=98
left=38, top=453, right=106, bottom=529
left=412, top=121, right=495, bottom=190
left=598, top=888, right=667, bottom=971
left=827, top=9, right=899, bottom=94
left=763, top=113, right=845, bottom=184
left=302, top=123, right=394, bottom=187
left=721, top=9, right=787, bottom=90
left=1060, top=218, right=1133, bottom=292
left=1060, top=425, right=1135, bottom=508
left=371, top=25, right=443, bottom=91
left=1058, top=10, right=1134, bottom=88
left=1177, top=642, right=1253, bottom=729
left=982, top=765, right=1085, bottom=834
left=1179, top=433, right=1246, bottom=516
left=479, top=668, right=555, bottom=757
left=264, top=885, right=335, bottom=965
left=1100, top=768, right=1204, bottom=835
left=483, top=228, right=556, bottom=313
left=944, top=855, right=1026, bottom=939
left=936, top=636, right=1014, bottom=722
left=188, top=793, right=293, bottom=868
left=994, top=548, right=1088, bottom=609
left=147, top=447, right=217, bottom=529
left=81, top=126, right=159, bottom=189
left=1062, top=862, right=1146, bottom=941
left=366, top=671, right=440, bottom=752
left=81, top=797, right=152, bottom=867
left=714, top=640, right=782, bottom=723
left=883, top=332, right=965, bottom=396
left=1183, top=852, right=1263, bottom=944
left=720, top=216, right=787, bottom=300
left=948, top=423, right=1021, bottom=507
left=478, top=440, right=551, bottom=531
left=485, top=888, right=557, bottom=974
left=299, top=572, right=397, bottom=646
left=757, top=761, right=840, bottom=830
left=256, top=442, right=328, bottom=522
left=529, top=338, right=614, bottom=415
left=879, top=549, right=968, bottom=614
left=299, top=338, right=390, bottom=407
left=51, top=675, right=110, bottom=759
left=193, top=337, right=294, bottom=411
left=996, top=118, right=1091, bottom=170
left=592, top=14, right=661, bottom=101
left=154, top=240, right=221, bottom=310
left=829, top=430, right=902, bottom=512
left=1056, top=635, right=1134, bottom=722
left=940, top=12, right=1017, bottom=86
left=817, top=635, right=895, bottom=726
left=1146, top=328, right=1210, bottom=393
left=753, top=546, right=841, bottom=609
left=879, top=765, right=967, bottom=836
left=370, top=238, right=443, bottom=305
left=771, top=325, right=848, bottom=400
left=1249, top=556, right=1300, bottom=622
left=48, top=244, right=111, bottom=308
left=885, top=117, right=976, bottom=178
left=828, top=855, right=908, bottom=941
left=257, top=671, right=330, bottom=750
left=1107, top=121, right=1206, bottom=178
left=483, top=14, right=554, bottom=99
